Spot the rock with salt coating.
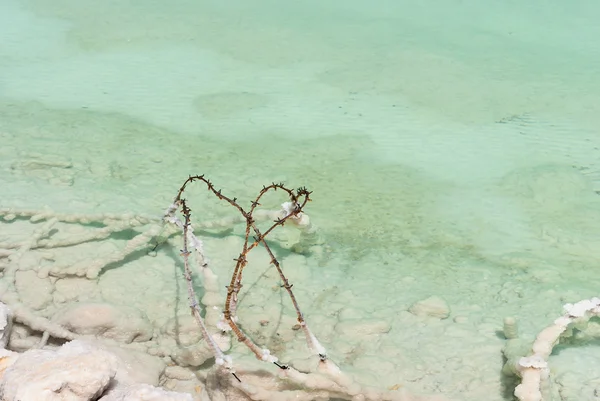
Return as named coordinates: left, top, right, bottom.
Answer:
left=0, top=340, right=119, bottom=401
left=96, top=341, right=165, bottom=387
left=52, top=302, right=153, bottom=343
left=408, top=296, right=450, bottom=319
left=99, top=383, right=193, bottom=401
left=335, top=318, right=391, bottom=336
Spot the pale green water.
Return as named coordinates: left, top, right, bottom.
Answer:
left=1, top=1, right=600, bottom=400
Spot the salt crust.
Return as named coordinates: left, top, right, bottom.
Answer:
left=408, top=296, right=450, bottom=319
left=0, top=340, right=190, bottom=401
left=51, top=302, right=154, bottom=343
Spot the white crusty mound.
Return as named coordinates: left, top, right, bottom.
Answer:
left=0, top=339, right=191, bottom=401
left=51, top=302, right=154, bottom=343
left=0, top=340, right=119, bottom=401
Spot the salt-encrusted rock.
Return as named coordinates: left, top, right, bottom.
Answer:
left=160, top=315, right=203, bottom=347
left=158, top=315, right=230, bottom=367
left=15, top=270, right=54, bottom=310
left=93, top=341, right=165, bottom=387
left=99, top=383, right=193, bottom=401
left=0, top=340, right=119, bottom=401
left=171, top=331, right=230, bottom=367
left=53, top=277, right=101, bottom=304
left=51, top=302, right=153, bottom=343
left=334, top=318, right=391, bottom=336
left=163, top=366, right=195, bottom=381
left=408, top=296, right=450, bottom=319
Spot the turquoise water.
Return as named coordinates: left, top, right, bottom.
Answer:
left=1, top=1, right=600, bottom=400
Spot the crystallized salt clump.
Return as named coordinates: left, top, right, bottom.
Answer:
left=563, top=298, right=600, bottom=318
left=0, top=340, right=119, bottom=401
